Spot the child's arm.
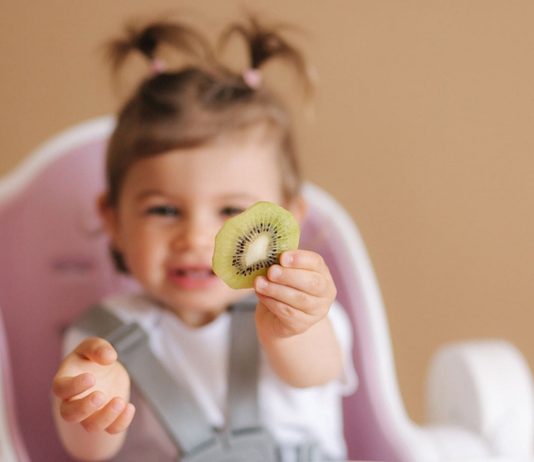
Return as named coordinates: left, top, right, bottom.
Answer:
left=254, top=250, right=343, bottom=387
left=52, top=337, right=135, bottom=460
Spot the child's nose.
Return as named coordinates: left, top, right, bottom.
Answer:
left=173, top=217, right=215, bottom=250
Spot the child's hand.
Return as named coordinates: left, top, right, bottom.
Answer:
left=254, top=250, right=337, bottom=338
left=52, top=337, right=135, bottom=434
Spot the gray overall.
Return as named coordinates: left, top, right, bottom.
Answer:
left=75, top=298, right=325, bottom=461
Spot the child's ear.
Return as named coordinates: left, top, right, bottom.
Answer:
left=287, top=195, right=308, bottom=224
left=96, top=193, right=122, bottom=250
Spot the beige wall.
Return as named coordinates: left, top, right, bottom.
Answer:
left=1, top=1, right=533, bottom=422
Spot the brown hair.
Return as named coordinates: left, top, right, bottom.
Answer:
left=104, top=16, right=312, bottom=206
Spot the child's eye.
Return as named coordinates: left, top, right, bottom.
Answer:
left=147, top=205, right=181, bottom=217
left=220, top=206, right=244, bottom=217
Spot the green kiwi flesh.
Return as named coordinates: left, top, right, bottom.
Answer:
left=212, top=201, right=300, bottom=289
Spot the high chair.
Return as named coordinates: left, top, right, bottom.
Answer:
left=0, top=116, right=533, bottom=462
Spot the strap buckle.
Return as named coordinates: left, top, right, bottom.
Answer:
left=182, top=427, right=278, bottom=462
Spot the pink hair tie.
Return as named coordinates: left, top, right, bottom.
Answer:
left=151, top=58, right=166, bottom=74
left=242, top=68, right=262, bottom=89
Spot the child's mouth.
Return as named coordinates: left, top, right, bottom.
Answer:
left=168, top=267, right=217, bottom=289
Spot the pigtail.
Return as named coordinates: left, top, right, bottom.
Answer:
left=219, top=16, right=314, bottom=96
left=105, top=18, right=213, bottom=76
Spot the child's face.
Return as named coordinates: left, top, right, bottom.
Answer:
left=101, top=129, right=304, bottom=326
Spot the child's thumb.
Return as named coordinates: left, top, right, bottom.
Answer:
left=75, top=337, right=117, bottom=365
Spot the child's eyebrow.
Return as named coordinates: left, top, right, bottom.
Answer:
left=219, top=193, right=258, bottom=201
left=134, top=189, right=167, bottom=201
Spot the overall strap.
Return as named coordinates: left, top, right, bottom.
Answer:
left=74, top=306, right=217, bottom=456
left=226, top=295, right=261, bottom=434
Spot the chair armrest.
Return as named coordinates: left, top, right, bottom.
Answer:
left=426, top=339, right=534, bottom=456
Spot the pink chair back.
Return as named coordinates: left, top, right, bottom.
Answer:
left=0, top=308, right=30, bottom=462
left=0, top=117, right=410, bottom=461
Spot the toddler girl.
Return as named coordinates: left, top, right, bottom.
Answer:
left=52, top=16, right=356, bottom=461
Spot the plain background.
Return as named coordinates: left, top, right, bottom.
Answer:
left=1, top=1, right=533, bottom=423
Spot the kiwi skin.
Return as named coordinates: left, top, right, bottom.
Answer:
left=212, top=201, right=300, bottom=289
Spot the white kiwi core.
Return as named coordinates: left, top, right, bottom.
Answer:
left=244, top=233, right=270, bottom=267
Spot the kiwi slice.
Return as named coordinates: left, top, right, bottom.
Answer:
left=212, top=201, right=300, bottom=289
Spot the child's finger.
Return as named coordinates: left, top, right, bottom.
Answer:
left=52, top=373, right=95, bottom=400
left=75, top=337, right=117, bottom=365
left=80, top=397, right=126, bottom=433
left=59, top=391, right=106, bottom=423
left=255, top=276, right=318, bottom=314
left=266, top=265, right=326, bottom=297
left=257, top=294, right=311, bottom=335
left=280, top=250, right=328, bottom=272
left=106, top=403, right=136, bottom=434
